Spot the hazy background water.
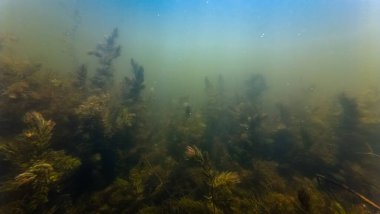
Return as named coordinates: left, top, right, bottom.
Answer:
left=1, top=0, right=380, bottom=108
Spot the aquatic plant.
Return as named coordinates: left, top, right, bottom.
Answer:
left=245, top=73, right=267, bottom=101
left=10, top=152, right=80, bottom=211
left=77, top=93, right=122, bottom=132
left=73, top=64, right=87, bottom=89
left=217, top=74, right=225, bottom=96
left=75, top=92, right=139, bottom=138
left=184, top=145, right=240, bottom=213
left=122, top=58, right=145, bottom=103
left=71, top=155, right=172, bottom=213
left=0, top=57, right=48, bottom=136
left=0, top=33, right=18, bottom=52
left=165, top=197, right=210, bottom=214
left=89, top=28, right=121, bottom=89
left=204, top=76, right=213, bottom=93
left=248, top=160, right=286, bottom=193
left=1, top=27, right=379, bottom=213
left=262, top=192, right=298, bottom=213
left=202, top=76, right=236, bottom=161
left=22, top=111, right=55, bottom=152
left=338, top=93, right=360, bottom=131
left=0, top=111, right=80, bottom=213
left=317, top=174, right=380, bottom=212
left=2, top=80, right=30, bottom=100
left=75, top=94, right=109, bottom=120
left=114, top=107, right=136, bottom=130
left=336, top=93, right=368, bottom=161
left=0, top=57, right=41, bottom=82
left=185, top=145, right=204, bottom=162
left=0, top=112, right=56, bottom=165
left=212, top=171, right=240, bottom=189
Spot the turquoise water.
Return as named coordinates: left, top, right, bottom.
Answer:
left=1, top=1, right=380, bottom=213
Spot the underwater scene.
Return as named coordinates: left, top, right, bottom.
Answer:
left=1, top=0, right=380, bottom=213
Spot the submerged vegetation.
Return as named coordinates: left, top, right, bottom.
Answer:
left=0, top=28, right=380, bottom=214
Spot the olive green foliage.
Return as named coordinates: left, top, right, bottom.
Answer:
left=73, top=157, right=173, bottom=213
left=89, top=28, right=121, bottom=89
left=0, top=58, right=43, bottom=135
left=72, top=64, right=87, bottom=90
left=23, top=111, right=55, bottom=152
left=0, top=112, right=80, bottom=213
left=123, top=58, right=145, bottom=103
left=1, top=28, right=380, bottom=214
left=75, top=94, right=111, bottom=132
left=184, top=145, right=241, bottom=213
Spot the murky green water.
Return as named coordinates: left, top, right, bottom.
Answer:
left=1, top=1, right=380, bottom=213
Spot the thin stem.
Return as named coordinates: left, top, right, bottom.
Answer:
left=317, top=174, right=380, bottom=211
